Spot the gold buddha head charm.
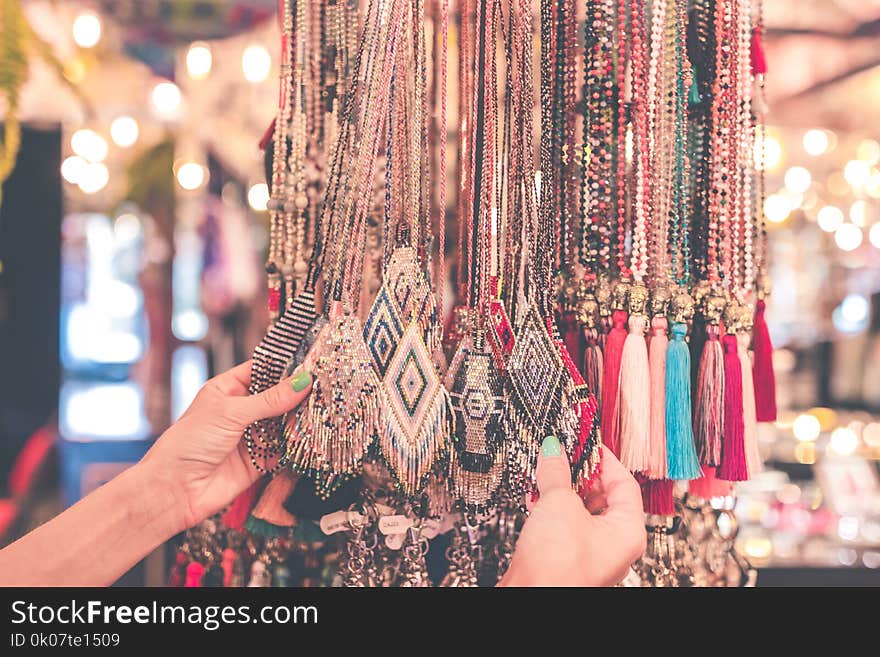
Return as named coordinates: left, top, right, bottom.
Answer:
left=649, top=284, right=672, bottom=318
left=595, top=275, right=613, bottom=317
left=669, top=288, right=696, bottom=325
left=576, top=291, right=600, bottom=329
left=627, top=282, right=649, bottom=318
left=703, top=292, right=727, bottom=326
left=723, top=299, right=743, bottom=334
left=611, top=278, right=632, bottom=312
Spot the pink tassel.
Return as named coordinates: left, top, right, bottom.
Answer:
left=601, top=310, right=628, bottom=458
left=185, top=561, right=205, bottom=588
left=694, top=326, right=724, bottom=465
left=619, top=315, right=651, bottom=473
left=739, top=332, right=763, bottom=477
left=250, top=469, right=298, bottom=526
left=647, top=317, right=668, bottom=479
left=583, top=330, right=604, bottom=410
left=638, top=476, right=674, bottom=516
left=222, top=480, right=264, bottom=530
left=750, top=26, right=767, bottom=76
left=718, top=334, right=748, bottom=481
left=752, top=300, right=777, bottom=421
left=688, top=465, right=733, bottom=499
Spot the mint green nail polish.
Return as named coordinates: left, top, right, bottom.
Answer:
left=542, top=435, right=562, bottom=457
left=291, top=370, right=312, bottom=392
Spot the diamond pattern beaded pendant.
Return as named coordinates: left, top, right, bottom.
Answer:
left=286, top=313, right=380, bottom=498
left=245, top=290, right=318, bottom=470
left=363, top=285, right=404, bottom=376
left=379, top=322, right=452, bottom=495
left=447, top=334, right=507, bottom=511
left=385, top=246, right=439, bottom=349
left=505, top=303, right=572, bottom=498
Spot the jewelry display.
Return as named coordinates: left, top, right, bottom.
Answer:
left=170, top=0, right=781, bottom=588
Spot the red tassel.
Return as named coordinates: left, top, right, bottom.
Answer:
left=752, top=300, right=777, bottom=422
left=601, top=309, right=628, bottom=458
left=184, top=561, right=205, bottom=588
left=694, top=326, right=724, bottom=465
left=563, top=313, right=584, bottom=371
left=688, top=465, right=733, bottom=499
left=638, top=476, right=674, bottom=515
left=718, top=334, right=747, bottom=481
left=221, top=548, right=237, bottom=588
left=750, top=26, right=767, bottom=76
left=168, top=551, right=188, bottom=587
left=222, top=480, right=264, bottom=530
left=647, top=317, right=668, bottom=479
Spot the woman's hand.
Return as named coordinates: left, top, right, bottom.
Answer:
left=140, top=361, right=313, bottom=533
left=500, top=439, right=646, bottom=587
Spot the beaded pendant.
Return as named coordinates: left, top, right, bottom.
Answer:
left=384, top=246, right=439, bottom=349
left=379, top=322, right=452, bottom=495
left=446, top=333, right=506, bottom=511
left=285, top=313, right=380, bottom=498
left=505, top=303, right=577, bottom=498
left=363, top=285, right=405, bottom=377
left=244, top=289, right=318, bottom=471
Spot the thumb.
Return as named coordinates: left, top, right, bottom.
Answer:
left=535, top=435, right=572, bottom=496
left=233, top=368, right=313, bottom=425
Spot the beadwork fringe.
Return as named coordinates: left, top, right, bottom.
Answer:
left=379, top=384, right=452, bottom=496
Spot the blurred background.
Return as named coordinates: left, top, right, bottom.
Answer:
left=1, top=0, right=879, bottom=585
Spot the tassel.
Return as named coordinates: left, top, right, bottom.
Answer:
left=739, top=332, right=763, bottom=477
left=694, top=325, right=723, bottom=465
left=718, top=333, right=748, bottom=481
left=222, top=480, right=263, bottom=530
left=647, top=317, right=668, bottom=479
left=619, top=315, right=651, bottom=473
left=666, top=323, right=702, bottom=480
left=245, top=469, right=298, bottom=535
left=184, top=561, right=204, bottom=588
left=752, top=300, right=777, bottom=421
left=688, top=465, right=733, bottom=499
left=688, top=71, right=701, bottom=106
left=638, top=476, right=675, bottom=516
left=750, top=26, right=767, bottom=76
left=168, top=551, right=188, bottom=587
left=689, top=314, right=707, bottom=414
left=601, top=309, right=628, bottom=457
left=583, top=330, right=604, bottom=409
left=563, top=313, right=583, bottom=372
left=221, top=548, right=238, bottom=588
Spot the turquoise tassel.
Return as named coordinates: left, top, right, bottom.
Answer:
left=243, top=516, right=288, bottom=538
left=666, top=323, right=701, bottom=480
left=688, top=72, right=701, bottom=106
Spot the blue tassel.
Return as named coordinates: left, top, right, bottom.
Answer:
left=665, top=323, right=701, bottom=480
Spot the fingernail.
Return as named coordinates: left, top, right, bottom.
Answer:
left=291, top=369, right=312, bottom=392
left=541, top=435, right=562, bottom=457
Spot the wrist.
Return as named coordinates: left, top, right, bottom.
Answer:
left=128, top=458, right=189, bottom=539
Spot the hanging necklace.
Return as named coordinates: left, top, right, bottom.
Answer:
left=286, top=0, right=404, bottom=497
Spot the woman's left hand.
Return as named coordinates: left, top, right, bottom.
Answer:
left=141, top=361, right=313, bottom=532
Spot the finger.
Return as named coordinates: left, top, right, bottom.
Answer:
left=232, top=367, right=313, bottom=425
left=535, top=435, right=572, bottom=496
left=211, top=360, right=254, bottom=396
left=592, top=447, right=646, bottom=559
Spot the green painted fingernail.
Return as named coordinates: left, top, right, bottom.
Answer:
left=291, top=370, right=312, bottom=392
left=542, top=435, right=562, bottom=457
